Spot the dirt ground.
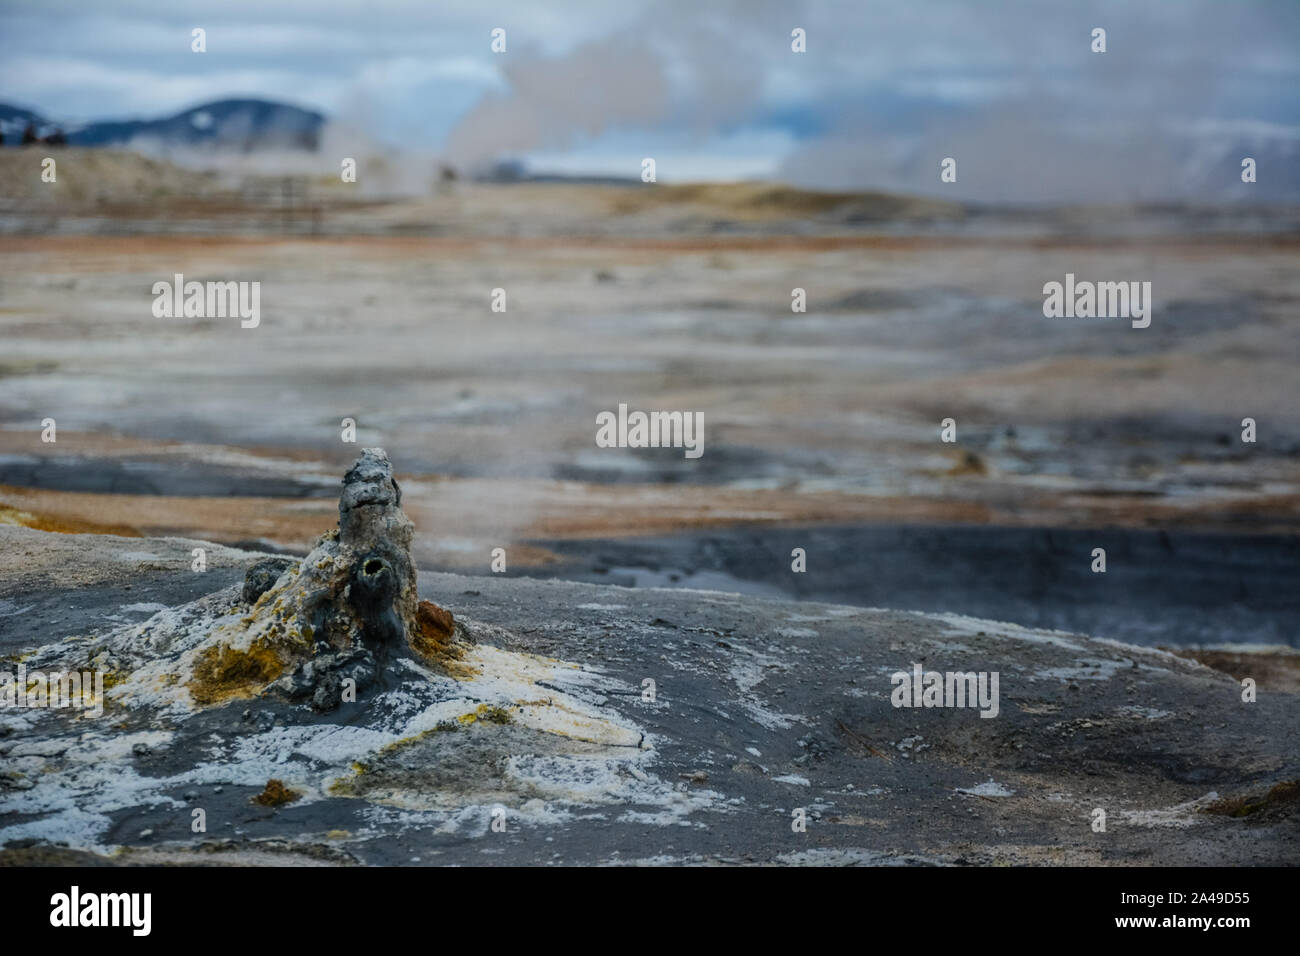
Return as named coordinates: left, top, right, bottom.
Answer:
left=3, top=523, right=1296, bottom=866
left=1, top=154, right=1297, bottom=652
left=2, top=224, right=1298, bottom=562
left=1, top=165, right=1297, bottom=864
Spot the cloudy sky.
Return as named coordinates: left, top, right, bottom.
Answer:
left=2, top=0, right=1298, bottom=200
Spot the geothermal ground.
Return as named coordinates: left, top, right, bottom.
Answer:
left=0, top=150, right=1297, bottom=864
left=2, top=174, right=1299, bottom=646
left=2, top=522, right=1297, bottom=866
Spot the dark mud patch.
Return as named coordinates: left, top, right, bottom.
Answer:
left=0, top=455, right=334, bottom=498
left=0, top=569, right=249, bottom=656
left=516, top=524, right=1300, bottom=647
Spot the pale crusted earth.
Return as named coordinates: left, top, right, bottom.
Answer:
left=2, top=164, right=1300, bottom=565
left=1, top=525, right=1296, bottom=866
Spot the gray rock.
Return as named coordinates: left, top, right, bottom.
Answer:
left=241, top=557, right=296, bottom=605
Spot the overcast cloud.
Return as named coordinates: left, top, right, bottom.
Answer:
left=2, top=0, right=1298, bottom=200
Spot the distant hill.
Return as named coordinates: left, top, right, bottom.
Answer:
left=0, top=98, right=324, bottom=151
left=0, top=103, right=49, bottom=142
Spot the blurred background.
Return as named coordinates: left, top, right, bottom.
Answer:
left=1, top=0, right=1298, bottom=649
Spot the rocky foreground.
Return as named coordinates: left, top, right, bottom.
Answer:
left=0, top=457, right=1296, bottom=865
